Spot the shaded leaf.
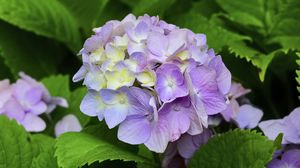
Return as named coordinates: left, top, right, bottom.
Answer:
left=188, top=129, right=277, bottom=168
left=0, top=21, right=65, bottom=79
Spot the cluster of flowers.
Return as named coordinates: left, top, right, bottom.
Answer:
left=0, top=72, right=68, bottom=132
left=74, top=13, right=232, bottom=153
left=259, top=108, right=300, bottom=168
left=74, top=13, right=264, bottom=154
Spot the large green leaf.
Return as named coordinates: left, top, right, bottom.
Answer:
left=55, top=132, right=151, bottom=168
left=188, top=129, right=277, bottom=168
left=0, top=116, right=34, bottom=168
left=30, top=134, right=58, bottom=168
left=0, top=21, right=66, bottom=79
left=58, top=0, right=109, bottom=36
left=0, top=0, right=81, bottom=51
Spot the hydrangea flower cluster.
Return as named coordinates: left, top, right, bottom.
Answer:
left=74, top=14, right=233, bottom=153
left=0, top=72, right=68, bottom=132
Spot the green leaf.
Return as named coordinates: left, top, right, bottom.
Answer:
left=229, top=41, right=293, bottom=81
left=171, top=13, right=249, bottom=52
left=58, top=0, right=109, bottom=36
left=268, top=0, right=300, bottom=50
left=41, top=75, right=71, bottom=100
left=82, top=123, right=138, bottom=153
left=55, top=132, right=150, bottom=168
left=0, top=116, right=34, bottom=168
left=30, top=134, right=58, bottom=168
left=0, top=21, right=65, bottom=79
left=188, top=129, right=277, bottom=168
left=132, top=0, right=176, bottom=17
left=0, top=0, right=81, bottom=51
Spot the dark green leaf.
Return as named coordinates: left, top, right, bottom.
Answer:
left=188, top=129, right=277, bottom=168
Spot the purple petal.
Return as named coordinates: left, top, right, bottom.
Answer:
left=21, top=113, right=46, bottom=132
left=30, top=101, right=47, bottom=115
left=80, top=90, right=106, bottom=117
left=167, top=29, right=187, bottom=55
left=220, top=99, right=239, bottom=122
left=235, top=105, right=263, bottom=129
left=3, top=98, right=25, bottom=121
left=155, top=64, right=188, bottom=102
left=187, top=106, right=204, bottom=135
left=103, top=104, right=129, bottom=128
left=160, top=98, right=192, bottom=141
left=208, top=56, right=232, bottom=94
left=177, top=130, right=211, bottom=159
left=147, top=31, right=168, bottom=57
left=186, top=66, right=226, bottom=115
left=259, top=119, right=288, bottom=144
left=281, top=149, right=300, bottom=166
left=73, top=66, right=87, bottom=82
left=230, top=82, right=251, bottom=99
left=118, top=115, right=151, bottom=144
left=287, top=107, right=300, bottom=132
left=12, top=79, right=31, bottom=101
left=282, top=119, right=300, bottom=144
left=188, top=45, right=209, bottom=64
left=99, top=89, right=120, bottom=105
left=267, top=159, right=286, bottom=168
left=144, top=117, right=170, bottom=153
left=24, top=87, right=43, bottom=105
left=127, top=42, right=146, bottom=55
left=55, top=114, right=82, bottom=137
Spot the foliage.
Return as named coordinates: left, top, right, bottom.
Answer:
left=0, top=116, right=57, bottom=168
left=188, top=129, right=281, bottom=168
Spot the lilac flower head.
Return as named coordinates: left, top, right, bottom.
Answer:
left=74, top=14, right=232, bottom=153
left=0, top=72, right=68, bottom=132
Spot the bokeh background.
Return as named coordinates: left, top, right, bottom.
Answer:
left=0, top=0, right=299, bottom=122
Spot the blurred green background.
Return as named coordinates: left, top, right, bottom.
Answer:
left=0, top=0, right=299, bottom=120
